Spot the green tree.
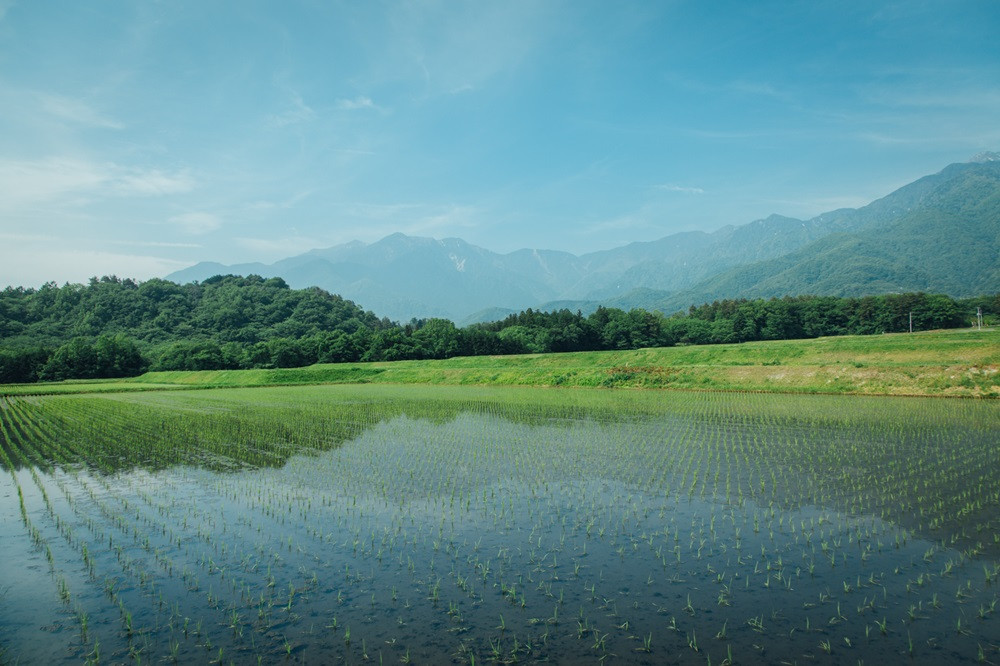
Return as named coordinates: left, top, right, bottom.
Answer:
left=412, top=319, right=462, bottom=359
left=93, top=334, right=147, bottom=377
left=0, top=346, right=51, bottom=383
left=268, top=338, right=307, bottom=368
left=40, top=338, right=97, bottom=380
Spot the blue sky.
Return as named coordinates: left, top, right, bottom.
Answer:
left=1, top=0, right=998, bottom=288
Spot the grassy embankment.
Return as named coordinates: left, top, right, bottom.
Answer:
left=2, top=328, right=997, bottom=397
left=138, top=328, right=1000, bottom=397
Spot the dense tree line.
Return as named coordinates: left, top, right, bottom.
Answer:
left=0, top=274, right=994, bottom=384
left=673, top=292, right=975, bottom=344
left=468, top=292, right=983, bottom=351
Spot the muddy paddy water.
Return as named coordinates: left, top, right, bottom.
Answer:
left=0, top=385, right=998, bottom=664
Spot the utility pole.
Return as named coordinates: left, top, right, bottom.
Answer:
left=977, top=307, right=983, bottom=330
left=909, top=311, right=913, bottom=334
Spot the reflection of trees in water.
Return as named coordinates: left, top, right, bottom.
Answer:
left=1, top=385, right=997, bottom=556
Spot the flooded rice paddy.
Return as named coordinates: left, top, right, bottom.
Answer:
left=0, top=385, right=998, bottom=664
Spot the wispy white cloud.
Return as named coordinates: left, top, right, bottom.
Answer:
left=37, top=92, right=124, bottom=129
left=662, top=73, right=796, bottom=104
left=112, top=168, right=195, bottom=196
left=655, top=184, right=705, bottom=194
left=725, top=80, right=798, bottom=105
left=728, top=81, right=780, bottom=97
left=0, top=157, right=194, bottom=208
left=267, top=92, right=316, bottom=127
left=168, top=212, right=222, bottom=236
left=0, top=157, right=105, bottom=205
left=336, top=95, right=377, bottom=110
left=337, top=148, right=377, bottom=156
left=244, top=190, right=314, bottom=211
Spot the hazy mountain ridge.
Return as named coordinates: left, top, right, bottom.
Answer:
left=648, top=159, right=1000, bottom=312
left=168, top=158, right=1000, bottom=322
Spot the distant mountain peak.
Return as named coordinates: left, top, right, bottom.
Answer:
left=968, top=151, right=1000, bottom=163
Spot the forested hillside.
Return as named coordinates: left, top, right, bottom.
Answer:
left=652, top=160, right=1000, bottom=311
left=0, top=274, right=387, bottom=347
left=0, top=275, right=391, bottom=381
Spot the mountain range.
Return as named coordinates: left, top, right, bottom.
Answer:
left=167, top=154, right=1000, bottom=323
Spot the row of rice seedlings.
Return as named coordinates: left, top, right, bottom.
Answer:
left=67, top=456, right=332, bottom=663
left=6, top=436, right=149, bottom=658
left=188, top=392, right=992, bottom=660
left=279, top=386, right=998, bottom=662
left=1, top=385, right=997, bottom=663
left=2, top=397, right=307, bottom=662
left=188, top=386, right=984, bottom=660
left=92, top=394, right=448, bottom=660
left=0, top=425, right=115, bottom=662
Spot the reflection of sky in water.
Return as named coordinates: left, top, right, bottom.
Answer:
left=1, top=392, right=998, bottom=664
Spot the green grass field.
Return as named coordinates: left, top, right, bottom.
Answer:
left=3, top=327, right=997, bottom=397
